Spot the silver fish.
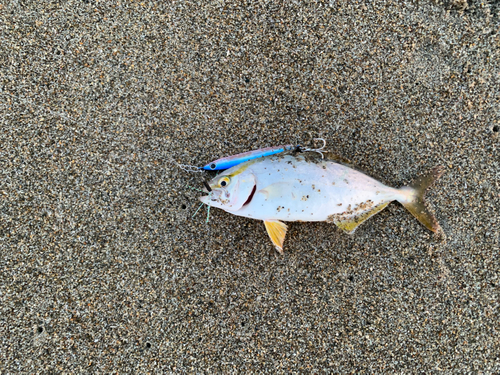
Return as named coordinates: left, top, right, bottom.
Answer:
left=200, top=153, right=444, bottom=252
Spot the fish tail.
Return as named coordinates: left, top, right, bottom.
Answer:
left=397, top=166, right=444, bottom=233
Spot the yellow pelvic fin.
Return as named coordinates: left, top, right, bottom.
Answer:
left=333, top=202, right=390, bottom=234
left=263, top=220, right=288, bottom=253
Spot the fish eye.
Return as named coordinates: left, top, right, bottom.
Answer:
left=218, top=176, right=230, bottom=187
left=210, top=163, right=216, bottom=170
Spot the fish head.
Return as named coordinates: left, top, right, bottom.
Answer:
left=199, top=165, right=257, bottom=212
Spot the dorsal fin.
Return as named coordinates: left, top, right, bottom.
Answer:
left=263, top=220, right=288, bottom=253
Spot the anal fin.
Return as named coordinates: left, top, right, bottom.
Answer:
left=333, top=202, right=390, bottom=234
left=263, top=220, right=288, bottom=253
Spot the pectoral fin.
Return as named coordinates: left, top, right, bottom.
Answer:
left=263, top=220, right=288, bottom=253
left=332, top=202, right=390, bottom=234
left=258, top=182, right=293, bottom=200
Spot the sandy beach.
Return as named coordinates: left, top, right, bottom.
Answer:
left=1, top=0, right=499, bottom=372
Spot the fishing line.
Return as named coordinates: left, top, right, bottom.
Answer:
left=192, top=202, right=204, bottom=218
left=188, top=185, right=214, bottom=223
left=206, top=204, right=211, bottom=223
left=187, top=185, right=205, bottom=193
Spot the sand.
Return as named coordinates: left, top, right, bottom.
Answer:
left=1, top=0, right=499, bottom=372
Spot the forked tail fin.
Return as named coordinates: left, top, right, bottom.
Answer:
left=398, top=166, right=444, bottom=233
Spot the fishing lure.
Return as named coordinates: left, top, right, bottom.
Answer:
left=175, top=139, right=328, bottom=173
left=202, top=144, right=298, bottom=170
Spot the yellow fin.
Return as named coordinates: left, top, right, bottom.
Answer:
left=331, top=202, right=390, bottom=234
left=263, top=220, right=288, bottom=253
left=399, top=165, right=444, bottom=233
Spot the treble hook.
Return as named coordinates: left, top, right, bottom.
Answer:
left=299, top=138, right=328, bottom=159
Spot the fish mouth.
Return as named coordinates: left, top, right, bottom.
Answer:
left=199, top=181, right=257, bottom=210
left=242, top=184, right=257, bottom=206
left=200, top=188, right=221, bottom=202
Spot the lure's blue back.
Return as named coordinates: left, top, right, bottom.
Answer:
left=202, top=145, right=294, bottom=171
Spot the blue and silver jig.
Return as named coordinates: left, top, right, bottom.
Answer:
left=175, top=138, right=327, bottom=173
left=202, top=144, right=298, bottom=170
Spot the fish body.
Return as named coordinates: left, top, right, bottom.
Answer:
left=200, top=153, right=443, bottom=252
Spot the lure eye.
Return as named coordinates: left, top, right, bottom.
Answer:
left=218, top=176, right=230, bottom=188
left=210, top=163, right=216, bottom=170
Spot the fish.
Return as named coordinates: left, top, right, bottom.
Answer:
left=199, top=153, right=444, bottom=252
